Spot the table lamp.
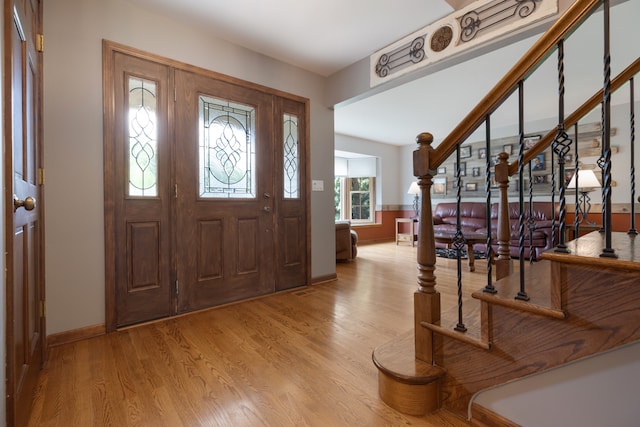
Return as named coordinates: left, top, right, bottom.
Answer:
left=567, top=169, right=601, bottom=226
left=407, top=181, right=420, bottom=218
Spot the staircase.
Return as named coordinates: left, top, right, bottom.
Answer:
left=372, top=0, right=640, bottom=423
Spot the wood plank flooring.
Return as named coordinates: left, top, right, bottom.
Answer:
left=28, top=242, right=489, bottom=427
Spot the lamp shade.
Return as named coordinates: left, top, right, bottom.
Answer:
left=567, top=169, right=601, bottom=190
left=407, top=181, right=420, bottom=195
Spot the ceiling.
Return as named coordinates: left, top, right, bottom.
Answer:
left=124, top=0, right=638, bottom=147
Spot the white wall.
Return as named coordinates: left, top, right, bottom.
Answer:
left=335, top=134, right=404, bottom=207
left=43, top=0, right=336, bottom=334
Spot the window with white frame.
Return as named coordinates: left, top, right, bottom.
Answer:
left=334, top=155, right=377, bottom=223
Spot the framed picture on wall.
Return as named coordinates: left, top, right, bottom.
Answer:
left=564, top=168, right=575, bottom=186
left=523, top=135, right=541, bottom=150
left=533, top=175, right=548, bottom=184
left=472, top=166, right=481, bottom=177
left=478, top=148, right=487, bottom=159
left=433, top=177, right=447, bottom=195
left=460, top=146, right=471, bottom=159
left=437, top=166, right=446, bottom=174
left=532, top=153, right=545, bottom=170
left=455, top=161, right=467, bottom=176
left=465, top=182, right=477, bottom=191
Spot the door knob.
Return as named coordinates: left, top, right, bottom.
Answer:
left=263, top=206, right=272, bottom=212
left=14, top=195, right=36, bottom=212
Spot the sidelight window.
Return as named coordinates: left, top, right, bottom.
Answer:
left=128, top=77, right=158, bottom=197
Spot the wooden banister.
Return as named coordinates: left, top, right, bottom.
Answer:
left=430, top=0, right=602, bottom=170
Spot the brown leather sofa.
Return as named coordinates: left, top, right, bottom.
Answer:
left=336, top=220, right=358, bottom=261
left=432, top=201, right=559, bottom=260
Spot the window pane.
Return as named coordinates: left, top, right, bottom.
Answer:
left=128, top=77, right=158, bottom=197
left=334, top=177, right=341, bottom=220
left=283, top=114, right=299, bottom=199
left=199, top=96, right=256, bottom=198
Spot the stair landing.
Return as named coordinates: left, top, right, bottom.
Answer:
left=542, top=230, right=640, bottom=270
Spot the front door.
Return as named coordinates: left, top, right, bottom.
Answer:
left=174, top=70, right=276, bottom=312
left=6, top=1, right=44, bottom=425
left=105, top=44, right=308, bottom=328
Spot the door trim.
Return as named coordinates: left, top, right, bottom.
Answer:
left=103, top=40, right=311, bottom=332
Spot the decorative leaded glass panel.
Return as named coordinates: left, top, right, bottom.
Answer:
left=199, top=96, right=255, bottom=198
left=283, top=114, right=299, bottom=199
left=128, top=77, right=158, bottom=197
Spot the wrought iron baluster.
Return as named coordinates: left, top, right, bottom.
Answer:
left=629, top=77, right=637, bottom=235
left=516, top=81, right=529, bottom=301
left=454, top=145, right=467, bottom=332
left=573, top=124, right=581, bottom=237
left=552, top=40, right=572, bottom=253
left=600, top=0, right=616, bottom=258
left=527, top=162, right=535, bottom=264
left=483, top=116, right=496, bottom=294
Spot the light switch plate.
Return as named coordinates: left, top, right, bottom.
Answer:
left=312, top=180, right=324, bottom=191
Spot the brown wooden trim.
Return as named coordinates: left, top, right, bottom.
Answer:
left=102, top=40, right=308, bottom=104
left=304, top=99, right=312, bottom=289
left=470, top=402, right=522, bottom=427
left=311, top=273, right=337, bottom=284
left=421, top=321, right=491, bottom=350
left=431, top=0, right=602, bottom=168
left=47, top=324, right=106, bottom=348
left=102, top=40, right=117, bottom=332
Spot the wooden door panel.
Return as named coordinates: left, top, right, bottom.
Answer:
left=111, top=53, right=172, bottom=327
left=283, top=216, right=302, bottom=266
left=128, top=221, right=161, bottom=291
left=237, top=218, right=259, bottom=273
left=7, top=2, right=43, bottom=425
left=174, top=70, right=275, bottom=313
left=198, top=220, right=223, bottom=280
left=274, top=98, right=307, bottom=290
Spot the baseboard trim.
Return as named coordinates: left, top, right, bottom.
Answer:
left=47, top=324, right=106, bottom=348
left=312, top=273, right=337, bottom=284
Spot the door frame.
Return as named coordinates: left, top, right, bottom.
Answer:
left=103, top=40, right=311, bottom=332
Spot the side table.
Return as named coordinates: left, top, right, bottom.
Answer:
left=564, top=224, right=601, bottom=241
left=396, top=218, right=418, bottom=246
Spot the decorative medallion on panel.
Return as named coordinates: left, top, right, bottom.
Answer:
left=371, top=0, right=557, bottom=86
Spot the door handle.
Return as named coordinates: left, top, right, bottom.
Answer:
left=263, top=206, right=272, bottom=212
left=14, top=195, right=36, bottom=212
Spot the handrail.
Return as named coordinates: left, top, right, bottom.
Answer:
left=430, top=0, right=602, bottom=169
left=508, top=56, right=640, bottom=175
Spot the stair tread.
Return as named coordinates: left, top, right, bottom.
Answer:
left=542, top=231, right=640, bottom=270
left=372, top=329, right=445, bottom=384
left=478, top=260, right=551, bottom=304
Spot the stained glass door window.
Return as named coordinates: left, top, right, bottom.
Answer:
left=199, top=95, right=256, bottom=198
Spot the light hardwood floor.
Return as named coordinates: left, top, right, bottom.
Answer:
left=28, top=242, right=488, bottom=426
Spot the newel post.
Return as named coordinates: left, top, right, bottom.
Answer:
left=413, top=133, right=441, bottom=363
left=495, top=152, right=513, bottom=279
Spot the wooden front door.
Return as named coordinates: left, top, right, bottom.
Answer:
left=6, top=1, right=44, bottom=425
left=105, top=43, right=308, bottom=328
left=174, top=70, right=277, bottom=312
